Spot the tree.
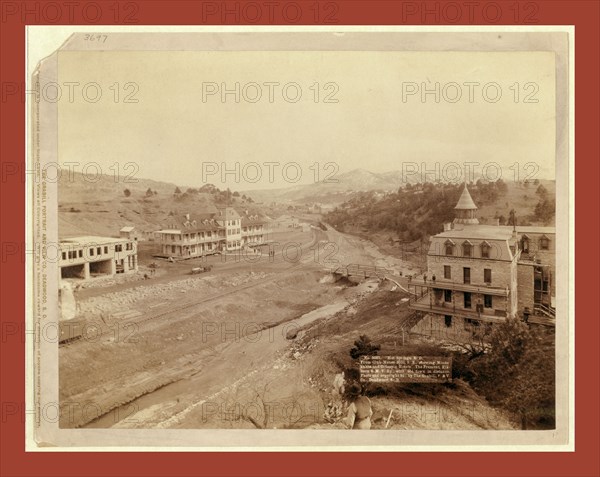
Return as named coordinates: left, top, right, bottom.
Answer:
left=496, top=178, right=508, bottom=194
left=533, top=198, right=555, bottom=224
left=145, top=188, right=153, bottom=197
left=470, top=318, right=555, bottom=429
left=350, top=335, right=380, bottom=360
left=233, top=191, right=240, bottom=197
left=123, top=188, right=131, bottom=197
left=536, top=184, right=548, bottom=197
left=174, top=186, right=181, bottom=194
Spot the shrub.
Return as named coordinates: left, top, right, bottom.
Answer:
left=350, top=335, right=381, bottom=360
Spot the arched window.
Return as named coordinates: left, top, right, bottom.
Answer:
left=480, top=241, right=491, bottom=258
left=462, top=241, right=472, bottom=257
left=444, top=240, right=455, bottom=256
left=539, top=235, right=550, bottom=250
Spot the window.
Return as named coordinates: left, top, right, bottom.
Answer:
left=115, top=245, right=122, bottom=252
left=78, top=250, right=83, bottom=258
left=89, top=248, right=94, bottom=256
left=464, top=318, right=480, bottom=330
left=126, top=243, right=133, bottom=251
left=521, top=236, right=529, bottom=253
left=484, top=295, right=492, bottom=308
left=444, top=289, right=452, bottom=303
left=444, top=315, right=452, bottom=327
left=481, top=242, right=490, bottom=258
left=61, top=252, right=66, bottom=260
left=445, top=242, right=454, bottom=256
left=97, top=247, right=101, bottom=255
left=444, top=265, right=451, bottom=279
left=539, top=235, right=550, bottom=250
left=464, top=292, right=472, bottom=309
left=462, top=241, right=472, bottom=257
left=104, top=246, right=108, bottom=254
left=463, top=267, right=471, bottom=284
left=484, top=268, right=492, bottom=284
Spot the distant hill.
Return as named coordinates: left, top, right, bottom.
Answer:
left=323, top=179, right=556, bottom=242
left=57, top=170, right=555, bottom=240
left=247, top=168, right=403, bottom=205
left=246, top=167, right=554, bottom=206
left=58, top=172, right=260, bottom=238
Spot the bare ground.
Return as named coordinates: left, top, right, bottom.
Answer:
left=59, top=226, right=515, bottom=430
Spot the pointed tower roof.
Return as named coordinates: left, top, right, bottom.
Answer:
left=454, top=183, right=478, bottom=210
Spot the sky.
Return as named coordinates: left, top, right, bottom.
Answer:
left=49, top=38, right=556, bottom=191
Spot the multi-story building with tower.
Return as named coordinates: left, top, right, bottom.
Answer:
left=408, top=184, right=555, bottom=339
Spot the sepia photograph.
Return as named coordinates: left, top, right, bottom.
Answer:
left=27, top=28, right=572, bottom=449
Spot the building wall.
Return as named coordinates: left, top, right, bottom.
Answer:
left=157, top=223, right=270, bottom=256
left=59, top=238, right=137, bottom=280
left=520, top=232, right=555, bottom=296
left=426, top=240, right=518, bottom=319
left=517, top=263, right=535, bottom=317
left=241, top=224, right=266, bottom=246
left=427, top=255, right=513, bottom=290
left=432, top=289, right=509, bottom=318
left=411, top=313, right=493, bottom=343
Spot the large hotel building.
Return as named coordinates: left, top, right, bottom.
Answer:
left=155, top=207, right=269, bottom=258
left=409, top=184, right=555, bottom=338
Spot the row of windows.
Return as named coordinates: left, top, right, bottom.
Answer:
left=445, top=241, right=491, bottom=258
left=61, top=243, right=132, bottom=260
left=443, top=266, right=491, bottom=284
left=166, top=231, right=217, bottom=241
left=522, top=236, right=550, bottom=252
left=442, top=290, right=493, bottom=308
left=444, top=316, right=495, bottom=329
left=445, top=236, right=551, bottom=258
left=169, top=243, right=218, bottom=254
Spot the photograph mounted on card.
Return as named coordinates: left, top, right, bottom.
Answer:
left=27, top=28, right=572, bottom=450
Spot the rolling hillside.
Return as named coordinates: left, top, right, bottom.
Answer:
left=58, top=172, right=260, bottom=238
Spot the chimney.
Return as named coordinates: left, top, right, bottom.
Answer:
left=443, top=222, right=452, bottom=231
left=185, top=213, right=190, bottom=221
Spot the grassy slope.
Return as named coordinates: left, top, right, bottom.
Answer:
left=58, top=172, right=261, bottom=238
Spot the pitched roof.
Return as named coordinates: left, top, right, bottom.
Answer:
left=435, top=225, right=514, bottom=241
left=241, top=216, right=267, bottom=226
left=454, top=184, right=478, bottom=210
left=216, top=207, right=241, bottom=220
left=161, top=213, right=222, bottom=231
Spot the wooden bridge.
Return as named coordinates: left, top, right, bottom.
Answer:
left=332, top=263, right=392, bottom=279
